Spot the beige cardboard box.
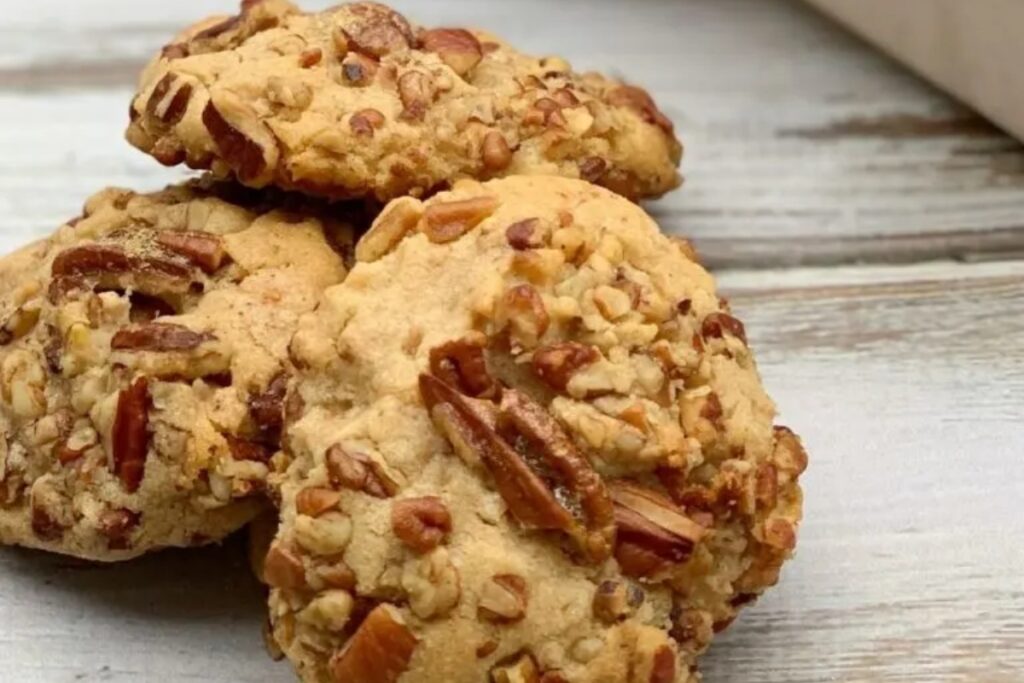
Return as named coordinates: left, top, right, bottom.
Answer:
left=805, top=0, right=1024, bottom=141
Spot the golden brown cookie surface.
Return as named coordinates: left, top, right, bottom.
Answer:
left=0, top=181, right=352, bottom=561
left=127, top=1, right=682, bottom=202
left=268, top=177, right=805, bottom=682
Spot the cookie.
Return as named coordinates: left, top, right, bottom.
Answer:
left=0, top=181, right=353, bottom=561
left=266, top=177, right=806, bottom=682
left=126, top=0, right=682, bottom=202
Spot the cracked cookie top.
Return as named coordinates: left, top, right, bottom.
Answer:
left=0, top=180, right=353, bottom=561
left=126, top=0, right=682, bottom=202
left=267, top=177, right=805, bottom=682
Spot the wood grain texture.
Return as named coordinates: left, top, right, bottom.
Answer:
left=3, top=0, right=1024, bottom=268
left=0, top=1, right=1022, bottom=682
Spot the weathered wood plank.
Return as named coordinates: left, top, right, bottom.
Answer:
left=0, top=260, right=1020, bottom=682
left=2, top=0, right=1024, bottom=268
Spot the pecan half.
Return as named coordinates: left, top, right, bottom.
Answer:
left=606, top=85, right=674, bottom=134
left=420, top=374, right=614, bottom=562
left=478, top=573, right=528, bottom=623
left=201, top=99, right=274, bottom=183
left=329, top=604, right=418, bottom=683
left=156, top=231, right=227, bottom=273
left=326, top=444, right=399, bottom=498
left=428, top=334, right=496, bottom=398
left=391, top=496, right=451, bottom=553
left=610, top=482, right=705, bottom=577
left=146, top=73, right=192, bottom=126
left=419, top=28, right=482, bottom=76
left=111, top=377, right=150, bottom=493
left=421, top=195, right=499, bottom=243
left=701, top=312, right=747, bottom=345
left=51, top=244, right=193, bottom=299
left=531, top=342, right=600, bottom=392
left=111, top=322, right=214, bottom=352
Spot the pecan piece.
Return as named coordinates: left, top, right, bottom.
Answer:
left=429, top=334, right=496, bottom=398
left=263, top=541, right=306, bottom=589
left=531, top=342, right=600, bottom=392
left=398, top=71, right=435, bottom=121
left=0, top=305, right=40, bottom=346
left=296, top=487, right=342, bottom=517
left=391, top=496, right=451, bottom=553
left=420, top=374, right=614, bottom=562
left=156, top=231, right=227, bottom=273
left=505, top=218, right=540, bottom=250
left=349, top=108, right=386, bottom=137
left=701, top=312, right=747, bottom=345
left=98, top=508, right=140, bottom=550
left=329, top=604, right=418, bottom=683
left=111, top=322, right=214, bottom=352
left=226, top=435, right=273, bottom=463
left=490, top=652, right=540, bottom=683
left=649, top=644, right=677, bottom=683
left=610, top=482, right=705, bottom=577
left=201, top=99, right=275, bottom=183
left=52, top=244, right=191, bottom=282
left=497, top=284, right=549, bottom=350
left=419, top=28, right=482, bottom=76
left=478, top=573, right=528, bottom=623
left=111, top=377, right=150, bottom=493
left=483, top=131, right=513, bottom=171
left=355, top=196, right=424, bottom=263
left=146, top=73, right=192, bottom=126
left=249, top=372, right=287, bottom=441
left=578, top=156, right=607, bottom=183
left=592, top=579, right=644, bottom=623
left=340, top=52, right=378, bottom=85
left=326, top=444, right=399, bottom=498
left=31, top=505, right=64, bottom=541
left=341, top=4, right=414, bottom=58
left=421, top=195, right=499, bottom=243
left=606, top=85, right=674, bottom=134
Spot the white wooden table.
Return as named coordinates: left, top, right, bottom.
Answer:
left=1, top=1, right=1022, bottom=681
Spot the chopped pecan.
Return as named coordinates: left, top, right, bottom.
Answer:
left=98, top=508, right=140, bottom=550
left=31, top=505, right=63, bottom=541
left=755, top=463, right=778, bottom=510
left=341, top=4, right=414, bottom=57
left=531, top=342, right=600, bottom=392
left=249, top=372, right=287, bottom=440
left=326, top=444, right=399, bottom=498
left=0, top=305, right=40, bottom=346
left=161, top=43, right=189, bottom=60
left=349, top=108, right=386, bottom=137
left=341, top=52, right=378, bottom=85
left=355, top=196, right=424, bottom=263
left=578, top=157, right=607, bottom=183
left=428, top=334, right=495, bottom=398
left=111, top=377, right=150, bottom=493
left=669, top=605, right=713, bottom=651
left=482, top=131, right=513, bottom=171
left=299, top=47, right=323, bottom=67
left=421, top=195, right=499, bottom=243
left=649, top=644, right=677, bottom=683
left=391, top=496, right=451, bottom=553
left=606, top=85, right=674, bottom=134
left=701, top=312, right=747, bottom=345
left=497, top=284, right=549, bottom=349
left=201, top=99, right=273, bottom=183
left=592, top=579, right=644, bottom=623
left=263, top=541, right=306, bottom=589
left=296, top=487, right=342, bottom=517
left=524, top=97, right=565, bottom=127
left=156, top=231, right=227, bottom=273
left=772, top=425, right=809, bottom=476
left=51, top=244, right=192, bottom=287
left=111, top=322, right=214, bottom=352
left=419, top=28, right=482, bottom=76
left=329, top=604, right=418, bottom=683
left=610, top=482, right=705, bottom=577
left=490, top=652, right=540, bottom=683
left=420, top=374, right=614, bottom=562
left=505, top=218, right=540, bottom=250
left=476, top=640, right=499, bottom=659
left=763, top=517, right=796, bottom=550
left=398, top=71, right=435, bottom=121
left=478, top=573, right=528, bottom=623
left=552, top=87, right=580, bottom=108
left=226, top=435, right=273, bottom=463
left=146, top=73, right=192, bottom=126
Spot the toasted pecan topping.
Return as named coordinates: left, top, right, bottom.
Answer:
left=391, top=496, right=451, bottom=553
left=329, top=604, right=418, bottom=683
left=111, top=377, right=150, bottom=493
left=263, top=541, right=306, bottom=589
left=326, top=444, right=399, bottom=498
left=421, top=195, right=499, bottom=243
left=156, top=231, right=227, bottom=273
left=428, top=334, right=496, bottom=398
left=531, top=342, right=600, bottom=392
left=610, top=482, right=705, bottom=578
left=419, top=28, right=482, bottom=76
left=111, top=322, right=214, bottom=352
left=701, top=312, right=747, bottom=345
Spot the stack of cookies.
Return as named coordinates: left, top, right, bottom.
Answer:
left=0, top=2, right=807, bottom=682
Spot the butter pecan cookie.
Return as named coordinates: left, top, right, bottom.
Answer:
left=0, top=181, right=352, bottom=561
left=267, top=177, right=805, bottom=682
left=126, top=0, right=682, bottom=202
